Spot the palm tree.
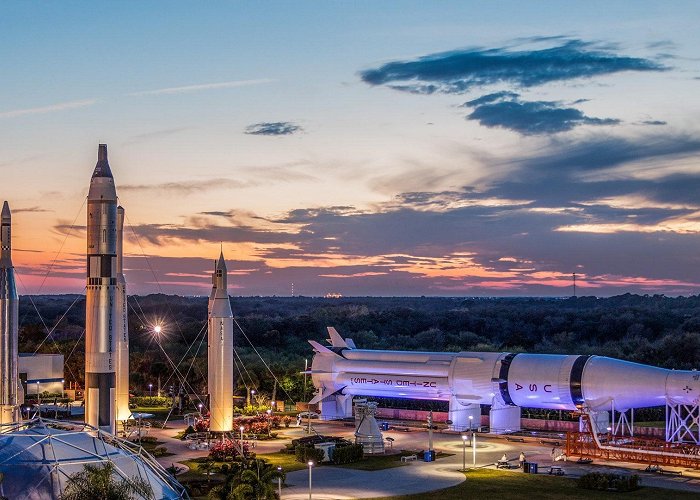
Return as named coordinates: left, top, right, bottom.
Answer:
left=61, top=462, right=154, bottom=500
left=208, top=460, right=283, bottom=500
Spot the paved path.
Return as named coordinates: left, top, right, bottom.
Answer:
left=148, top=418, right=700, bottom=498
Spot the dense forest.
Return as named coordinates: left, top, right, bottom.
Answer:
left=18, top=293, right=700, bottom=406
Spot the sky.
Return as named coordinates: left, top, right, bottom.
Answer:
left=2, top=1, right=700, bottom=297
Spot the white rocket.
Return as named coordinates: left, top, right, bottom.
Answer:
left=114, top=205, right=130, bottom=422
left=207, top=251, right=234, bottom=432
left=311, top=327, right=700, bottom=432
left=85, top=144, right=119, bottom=434
left=0, top=201, right=20, bottom=426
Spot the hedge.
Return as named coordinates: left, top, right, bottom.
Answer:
left=332, top=444, right=364, bottom=465
left=578, top=472, right=640, bottom=492
left=295, top=445, right=326, bottom=464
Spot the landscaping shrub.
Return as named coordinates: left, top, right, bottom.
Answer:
left=181, top=425, right=195, bottom=439
left=332, top=444, right=364, bottom=465
left=151, top=446, right=167, bottom=457
left=209, top=439, right=251, bottom=461
left=577, top=472, right=640, bottom=492
left=295, top=445, right=326, bottom=464
left=131, top=396, right=172, bottom=408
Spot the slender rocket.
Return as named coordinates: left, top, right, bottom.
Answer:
left=0, top=201, right=20, bottom=426
left=114, top=205, right=130, bottom=422
left=85, top=144, right=119, bottom=434
left=207, top=251, right=234, bottom=432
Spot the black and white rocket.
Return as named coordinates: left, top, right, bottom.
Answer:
left=207, top=251, right=234, bottom=432
left=0, top=201, right=20, bottom=426
left=85, top=144, right=119, bottom=433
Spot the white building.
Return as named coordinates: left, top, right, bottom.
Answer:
left=19, top=353, right=64, bottom=396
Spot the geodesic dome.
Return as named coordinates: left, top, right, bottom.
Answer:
left=0, top=418, right=188, bottom=499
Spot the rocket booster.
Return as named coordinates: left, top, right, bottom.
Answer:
left=311, top=328, right=700, bottom=412
left=114, top=206, right=130, bottom=422
left=85, top=144, right=118, bottom=434
left=207, top=252, right=234, bottom=432
left=0, top=201, right=20, bottom=425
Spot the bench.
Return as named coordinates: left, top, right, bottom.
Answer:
left=540, top=439, right=561, bottom=446
left=506, top=437, right=525, bottom=443
left=496, top=460, right=510, bottom=469
left=576, top=458, right=593, bottom=464
left=401, top=454, right=418, bottom=462
left=392, top=426, right=411, bottom=432
left=549, top=466, right=565, bottom=476
left=646, top=465, right=682, bottom=476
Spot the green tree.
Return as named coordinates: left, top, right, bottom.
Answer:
left=208, top=460, right=283, bottom=500
left=61, top=462, right=154, bottom=500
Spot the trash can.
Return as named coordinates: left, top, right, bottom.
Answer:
left=530, top=463, right=538, bottom=474
left=523, top=462, right=530, bottom=473
left=423, top=450, right=435, bottom=462
left=380, top=421, right=389, bottom=431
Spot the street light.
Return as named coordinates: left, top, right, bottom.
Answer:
left=307, top=461, right=314, bottom=500
left=198, top=403, right=203, bottom=416
left=461, top=434, right=468, bottom=471
left=149, top=383, right=153, bottom=397
left=240, top=425, right=245, bottom=442
left=266, top=408, right=272, bottom=437
left=472, top=431, right=477, bottom=467
left=468, top=415, right=474, bottom=431
left=277, top=466, right=283, bottom=498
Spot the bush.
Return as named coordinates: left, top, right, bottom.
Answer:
left=209, top=439, right=251, bottom=461
left=295, top=445, right=326, bottom=464
left=131, top=396, right=172, bottom=408
left=151, top=446, right=168, bottom=457
left=332, top=444, right=364, bottom=464
left=181, top=425, right=195, bottom=439
left=578, top=472, right=640, bottom=492
left=283, top=416, right=293, bottom=427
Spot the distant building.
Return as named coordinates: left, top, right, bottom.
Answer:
left=19, top=353, right=64, bottom=395
left=324, top=292, right=343, bottom=298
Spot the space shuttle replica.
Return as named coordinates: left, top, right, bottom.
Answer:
left=85, top=144, right=129, bottom=434
left=310, top=327, right=700, bottom=438
left=207, top=252, right=234, bottom=432
left=0, top=201, right=20, bottom=426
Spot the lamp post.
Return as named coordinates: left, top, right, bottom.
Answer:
left=198, top=403, right=203, bottom=416
left=472, top=431, right=477, bottom=467
left=461, top=434, right=468, bottom=471
left=277, top=466, right=282, bottom=499
left=307, top=460, right=314, bottom=500
left=240, top=425, right=245, bottom=442
left=267, top=408, right=272, bottom=437
left=149, top=383, right=153, bottom=397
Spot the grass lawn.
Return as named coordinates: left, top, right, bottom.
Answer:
left=255, top=451, right=308, bottom=472
left=337, top=451, right=453, bottom=471
left=634, top=421, right=666, bottom=428
left=370, top=469, right=698, bottom=500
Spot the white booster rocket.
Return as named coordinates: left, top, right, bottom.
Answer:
left=0, top=201, right=20, bottom=426
left=207, top=251, right=234, bottom=432
left=114, top=205, right=130, bottom=422
left=311, top=327, right=700, bottom=432
left=85, top=144, right=120, bottom=434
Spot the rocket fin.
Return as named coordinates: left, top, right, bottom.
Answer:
left=309, top=386, right=347, bottom=405
left=309, top=340, right=342, bottom=357
left=345, top=338, right=357, bottom=349
left=327, top=327, right=349, bottom=348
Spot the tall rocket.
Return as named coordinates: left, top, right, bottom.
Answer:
left=114, top=205, right=130, bottom=422
left=85, top=144, right=119, bottom=434
left=0, top=201, right=20, bottom=426
left=207, top=251, right=234, bottom=432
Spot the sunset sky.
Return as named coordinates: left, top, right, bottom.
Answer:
left=2, top=1, right=700, bottom=296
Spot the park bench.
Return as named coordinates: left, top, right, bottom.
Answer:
left=506, top=436, right=525, bottom=443
left=392, top=426, right=410, bottom=432
left=496, top=460, right=510, bottom=469
left=401, top=454, right=418, bottom=462
left=645, top=465, right=682, bottom=476
left=539, top=439, right=561, bottom=446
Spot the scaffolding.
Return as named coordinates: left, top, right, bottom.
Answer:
left=566, top=412, right=700, bottom=469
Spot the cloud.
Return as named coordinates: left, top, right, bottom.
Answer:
left=462, top=93, right=619, bottom=135
left=244, top=122, right=303, bottom=136
left=0, top=99, right=96, bottom=119
left=642, top=120, right=667, bottom=126
left=123, top=127, right=192, bottom=145
left=360, top=39, right=666, bottom=94
left=128, top=79, right=273, bottom=97
left=12, top=206, right=52, bottom=214
left=120, top=178, right=250, bottom=195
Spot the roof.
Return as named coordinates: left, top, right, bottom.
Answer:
left=0, top=418, right=188, bottom=499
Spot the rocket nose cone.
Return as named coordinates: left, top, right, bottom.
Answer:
left=92, top=144, right=113, bottom=179
left=1, top=201, right=10, bottom=223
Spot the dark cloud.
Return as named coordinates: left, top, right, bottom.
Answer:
left=13, top=206, right=52, bottom=213
left=360, top=39, right=666, bottom=94
left=642, top=120, right=667, bottom=126
left=244, top=122, right=302, bottom=136
left=462, top=93, right=619, bottom=135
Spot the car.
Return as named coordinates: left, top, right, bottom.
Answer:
left=298, top=411, right=320, bottom=419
